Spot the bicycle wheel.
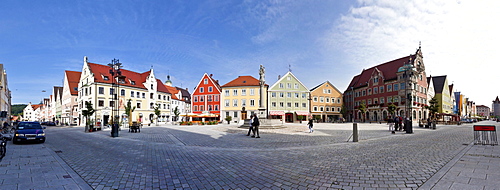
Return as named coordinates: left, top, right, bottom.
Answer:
left=0, top=145, right=5, bottom=159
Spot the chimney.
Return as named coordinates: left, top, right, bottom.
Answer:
left=278, top=75, right=281, bottom=80
left=210, top=74, right=213, bottom=77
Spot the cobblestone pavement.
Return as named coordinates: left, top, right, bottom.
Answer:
left=42, top=122, right=477, bottom=190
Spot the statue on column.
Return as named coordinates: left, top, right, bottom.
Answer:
left=259, top=65, right=265, bottom=86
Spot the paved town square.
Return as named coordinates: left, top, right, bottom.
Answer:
left=1, top=121, right=499, bottom=190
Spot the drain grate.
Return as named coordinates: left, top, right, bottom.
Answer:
left=55, top=150, right=63, bottom=153
left=63, top=175, right=72, bottom=178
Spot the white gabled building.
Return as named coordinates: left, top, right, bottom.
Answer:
left=77, top=56, right=172, bottom=128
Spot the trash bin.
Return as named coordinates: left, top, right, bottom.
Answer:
left=111, top=124, right=119, bottom=137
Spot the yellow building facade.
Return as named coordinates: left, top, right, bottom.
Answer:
left=309, top=81, right=343, bottom=122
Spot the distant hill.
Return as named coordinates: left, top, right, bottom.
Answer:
left=11, top=104, right=27, bottom=116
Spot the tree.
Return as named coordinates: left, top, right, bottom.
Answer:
left=358, top=103, right=367, bottom=122
left=173, top=106, right=180, bottom=122
left=124, top=99, right=136, bottom=127
left=154, top=103, right=161, bottom=126
left=224, top=115, right=232, bottom=124
left=387, top=103, right=397, bottom=118
left=425, top=97, right=439, bottom=121
left=81, top=101, right=95, bottom=132
left=340, top=104, right=347, bottom=119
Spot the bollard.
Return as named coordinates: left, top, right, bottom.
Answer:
left=353, top=123, right=358, bottom=142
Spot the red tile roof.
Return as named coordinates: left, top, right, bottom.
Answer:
left=65, top=70, right=81, bottom=95
left=346, top=55, right=414, bottom=90
left=221, top=76, right=261, bottom=87
left=87, top=62, right=169, bottom=94
left=32, top=104, right=42, bottom=110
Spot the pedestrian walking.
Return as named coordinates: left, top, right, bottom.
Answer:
left=394, top=116, right=400, bottom=131
left=246, top=115, right=255, bottom=136
left=308, top=118, right=314, bottom=133
left=251, top=114, right=260, bottom=138
left=388, top=117, right=395, bottom=132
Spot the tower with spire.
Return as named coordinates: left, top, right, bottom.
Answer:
left=493, top=96, right=500, bottom=118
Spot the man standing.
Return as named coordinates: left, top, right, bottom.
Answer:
left=251, top=114, right=260, bottom=138
left=247, top=115, right=254, bottom=136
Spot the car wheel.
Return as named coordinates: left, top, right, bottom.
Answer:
left=12, top=138, right=18, bottom=144
left=40, top=140, right=45, bottom=143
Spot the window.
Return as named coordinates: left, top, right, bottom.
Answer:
left=272, top=102, right=276, bottom=107
left=233, top=89, right=238, bottom=96
left=250, top=89, right=255, bottom=95
left=295, top=84, right=299, bottom=89
left=241, top=99, right=246, bottom=106
left=337, top=98, right=341, bottom=103
left=279, top=83, right=283, bottom=88
left=387, top=85, right=392, bottom=92
left=194, top=96, right=198, bottom=102
left=287, top=92, right=291, bottom=98
left=233, top=99, right=238, bottom=107
left=313, top=97, right=318, bottom=102
left=204, top=79, right=208, bottom=84
left=200, top=87, right=204, bottom=93
left=137, top=92, right=140, bottom=98
left=250, top=99, right=255, bottom=106
left=151, top=84, right=154, bottom=90
left=295, top=102, right=299, bottom=107
left=368, top=99, right=372, bottom=105
left=295, top=93, right=299, bottom=98
left=225, top=90, right=230, bottom=96
left=287, top=83, right=291, bottom=89
left=380, top=86, right=384, bottom=93
left=287, top=76, right=291, bottom=80
left=242, top=89, right=246, bottom=95
left=394, top=96, right=399, bottom=102
left=287, top=102, right=291, bottom=107
left=380, top=98, right=385, bottom=104
left=388, top=97, right=393, bottom=103
left=362, top=90, right=366, bottom=96
left=110, top=101, right=115, bottom=107
left=110, top=88, right=115, bottom=95
left=214, top=105, right=219, bottom=111
left=233, top=112, right=237, bottom=118
left=103, top=76, right=109, bottom=81
left=214, top=95, right=219, bottom=102
left=98, top=100, right=104, bottom=107
left=207, top=95, right=212, bottom=102
left=208, top=105, right=212, bottom=111
left=271, top=92, right=276, bottom=97
left=98, top=87, right=104, bottom=94
left=150, top=103, right=154, bottom=109
left=368, top=89, right=372, bottom=95
left=326, top=98, right=330, bottom=103
left=131, top=91, right=134, bottom=97
left=224, top=100, right=229, bottom=107
left=374, top=98, right=378, bottom=104
left=142, top=93, right=145, bottom=98
left=400, top=83, right=405, bottom=89
left=194, top=106, right=198, bottom=111
left=302, top=93, right=306, bottom=98
left=320, top=97, right=324, bottom=103
left=313, top=106, right=318, bottom=111
left=279, top=102, right=284, bottom=107
left=200, top=105, right=204, bottom=111
left=374, top=87, right=378, bottom=94
left=208, top=87, right=213, bottom=92
left=320, top=107, right=324, bottom=111
left=279, top=93, right=284, bottom=97
left=131, top=81, right=136, bottom=85
left=200, top=96, right=204, bottom=102
left=326, top=107, right=330, bottom=112
left=150, top=93, right=154, bottom=99
left=394, top=84, right=399, bottom=91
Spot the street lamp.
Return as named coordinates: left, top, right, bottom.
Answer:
left=108, top=58, right=123, bottom=137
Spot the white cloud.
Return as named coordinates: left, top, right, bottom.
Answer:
left=324, top=0, right=500, bottom=105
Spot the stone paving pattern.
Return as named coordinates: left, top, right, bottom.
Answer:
left=38, top=122, right=478, bottom=190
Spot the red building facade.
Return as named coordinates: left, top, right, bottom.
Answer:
left=191, top=73, right=221, bottom=120
left=344, top=47, right=428, bottom=123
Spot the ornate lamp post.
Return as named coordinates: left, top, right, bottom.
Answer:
left=108, top=59, right=123, bottom=137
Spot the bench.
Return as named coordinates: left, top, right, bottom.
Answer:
left=129, top=122, right=141, bottom=133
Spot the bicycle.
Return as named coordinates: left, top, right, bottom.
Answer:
left=0, top=135, right=11, bottom=159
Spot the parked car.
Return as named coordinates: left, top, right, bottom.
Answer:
left=13, top=121, right=46, bottom=144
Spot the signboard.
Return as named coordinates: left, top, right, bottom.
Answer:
left=473, top=125, right=498, bottom=146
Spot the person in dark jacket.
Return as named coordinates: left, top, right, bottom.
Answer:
left=308, top=118, right=314, bottom=133
left=251, top=114, right=260, bottom=138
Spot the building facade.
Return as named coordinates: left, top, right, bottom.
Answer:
left=431, top=75, right=455, bottom=121
left=78, top=57, right=171, bottom=127
left=344, top=46, right=428, bottom=123
left=309, top=81, right=343, bottom=122
left=61, top=70, right=81, bottom=125
left=191, top=73, right=221, bottom=121
left=0, top=64, right=11, bottom=124
left=221, top=76, right=266, bottom=124
left=267, top=72, right=310, bottom=123
left=163, top=76, right=191, bottom=122
left=476, top=105, right=490, bottom=119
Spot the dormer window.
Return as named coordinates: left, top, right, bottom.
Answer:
left=131, top=81, right=136, bottom=85
left=103, top=76, right=109, bottom=81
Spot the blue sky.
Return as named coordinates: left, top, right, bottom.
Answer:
left=1, top=0, right=499, bottom=107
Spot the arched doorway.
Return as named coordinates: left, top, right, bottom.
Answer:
left=365, top=112, right=370, bottom=122
left=382, top=110, right=388, bottom=120
left=373, top=111, right=378, bottom=121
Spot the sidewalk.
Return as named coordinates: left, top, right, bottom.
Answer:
left=0, top=135, right=92, bottom=190
left=419, top=125, right=500, bottom=190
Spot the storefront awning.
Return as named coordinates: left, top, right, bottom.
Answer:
left=295, top=111, right=310, bottom=116
left=269, top=111, right=285, bottom=115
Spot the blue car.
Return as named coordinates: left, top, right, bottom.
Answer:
left=13, top=122, right=46, bottom=144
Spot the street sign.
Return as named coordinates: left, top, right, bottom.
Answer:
left=473, top=125, right=498, bottom=145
